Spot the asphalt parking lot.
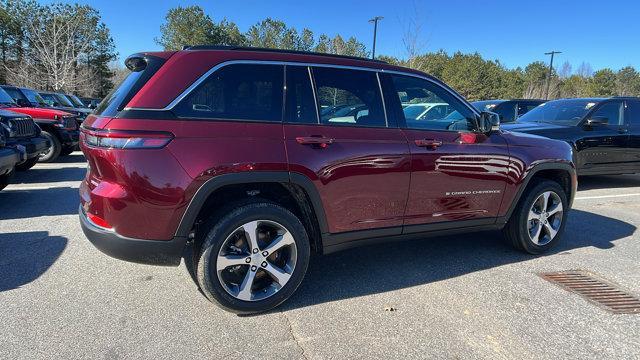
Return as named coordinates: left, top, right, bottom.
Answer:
left=1, top=153, right=639, bottom=359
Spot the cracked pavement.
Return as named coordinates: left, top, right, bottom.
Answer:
left=1, top=153, right=639, bottom=359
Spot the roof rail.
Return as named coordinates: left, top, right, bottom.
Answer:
left=181, top=45, right=388, bottom=64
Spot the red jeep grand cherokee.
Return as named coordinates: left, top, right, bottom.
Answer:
left=79, top=46, right=577, bottom=313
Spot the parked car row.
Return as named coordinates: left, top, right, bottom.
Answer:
left=0, top=85, right=102, bottom=190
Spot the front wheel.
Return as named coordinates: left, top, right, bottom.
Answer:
left=39, top=131, right=61, bottom=163
left=503, top=180, right=568, bottom=254
left=196, top=201, right=310, bottom=314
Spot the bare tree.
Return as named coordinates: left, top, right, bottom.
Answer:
left=401, top=2, right=428, bottom=69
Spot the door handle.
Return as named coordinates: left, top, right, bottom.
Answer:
left=618, top=128, right=629, bottom=134
left=414, top=139, right=443, bottom=149
left=296, top=136, right=335, bottom=148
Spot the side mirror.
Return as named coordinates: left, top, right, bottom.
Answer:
left=478, top=111, right=500, bottom=133
left=585, top=116, right=608, bottom=127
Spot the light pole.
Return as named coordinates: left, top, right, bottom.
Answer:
left=544, top=51, right=562, bottom=100
left=369, top=16, right=383, bottom=59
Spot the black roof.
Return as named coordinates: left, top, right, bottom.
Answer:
left=182, top=45, right=388, bottom=64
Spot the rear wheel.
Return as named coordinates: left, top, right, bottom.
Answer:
left=39, top=131, right=61, bottom=163
left=15, top=156, right=38, bottom=171
left=504, top=180, right=568, bottom=254
left=196, top=201, right=310, bottom=314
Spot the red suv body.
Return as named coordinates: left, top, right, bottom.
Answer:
left=80, top=47, right=576, bottom=313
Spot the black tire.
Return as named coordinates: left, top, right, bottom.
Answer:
left=0, top=168, right=14, bottom=191
left=503, top=179, right=568, bottom=254
left=196, top=201, right=310, bottom=314
left=60, top=145, right=75, bottom=156
left=15, top=156, right=39, bottom=171
left=39, top=131, right=61, bottom=163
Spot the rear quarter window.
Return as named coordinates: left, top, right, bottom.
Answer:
left=173, top=64, right=284, bottom=122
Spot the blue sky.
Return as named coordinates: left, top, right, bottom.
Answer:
left=45, top=0, right=640, bottom=71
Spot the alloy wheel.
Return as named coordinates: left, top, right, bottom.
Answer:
left=527, top=191, right=563, bottom=246
left=216, top=220, right=297, bottom=302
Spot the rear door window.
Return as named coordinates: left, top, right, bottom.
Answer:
left=174, top=64, right=284, bottom=122
left=312, top=67, right=386, bottom=127
left=591, top=101, right=624, bottom=126
left=285, top=66, right=318, bottom=124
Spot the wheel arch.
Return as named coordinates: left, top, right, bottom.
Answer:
left=502, top=162, right=576, bottom=222
left=176, top=171, right=328, bottom=253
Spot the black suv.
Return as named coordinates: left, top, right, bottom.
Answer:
left=472, top=99, right=546, bottom=123
left=503, top=97, right=640, bottom=175
left=0, top=131, right=26, bottom=190
left=0, top=109, right=47, bottom=171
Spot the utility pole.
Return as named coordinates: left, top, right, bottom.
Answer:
left=369, top=16, right=383, bottom=59
left=544, top=51, right=562, bottom=100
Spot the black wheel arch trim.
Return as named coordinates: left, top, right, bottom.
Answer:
left=500, top=162, right=576, bottom=224
left=174, top=171, right=329, bottom=238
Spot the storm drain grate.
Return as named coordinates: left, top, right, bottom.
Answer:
left=539, top=271, right=640, bottom=314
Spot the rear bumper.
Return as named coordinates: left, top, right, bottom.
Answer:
left=0, top=147, right=22, bottom=175
left=79, top=206, right=187, bottom=266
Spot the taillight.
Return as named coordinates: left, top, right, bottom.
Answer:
left=81, top=129, right=173, bottom=149
left=87, top=212, right=112, bottom=229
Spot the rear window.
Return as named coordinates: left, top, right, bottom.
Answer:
left=174, top=64, right=284, bottom=122
left=94, top=55, right=167, bottom=117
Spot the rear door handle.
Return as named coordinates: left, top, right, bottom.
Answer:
left=296, top=136, right=335, bottom=148
left=414, top=139, right=443, bottom=149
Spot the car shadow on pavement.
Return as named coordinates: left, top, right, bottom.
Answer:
left=578, top=174, right=640, bottom=191
left=55, top=153, right=86, bottom=163
left=0, top=231, right=67, bottom=292
left=0, top=187, right=79, bottom=220
left=279, top=209, right=636, bottom=311
left=12, top=167, right=86, bottom=184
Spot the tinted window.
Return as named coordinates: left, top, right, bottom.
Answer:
left=494, top=102, right=517, bottom=122
left=313, top=67, right=386, bottom=127
left=391, top=74, right=476, bottom=131
left=591, top=101, right=624, bottom=125
left=626, top=101, right=640, bottom=126
left=54, top=94, right=74, bottom=107
left=175, top=64, right=283, bottom=122
left=517, top=102, right=541, bottom=117
left=285, top=66, right=317, bottom=124
left=2, top=87, right=27, bottom=102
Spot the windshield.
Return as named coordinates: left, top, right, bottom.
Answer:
left=54, top=93, right=74, bottom=107
left=518, top=99, right=598, bottom=125
left=403, top=105, right=427, bottom=120
left=66, top=94, right=85, bottom=107
left=0, top=87, right=16, bottom=105
left=22, top=88, right=49, bottom=106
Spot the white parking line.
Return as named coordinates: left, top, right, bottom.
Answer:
left=4, top=183, right=81, bottom=191
left=575, top=193, right=640, bottom=200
